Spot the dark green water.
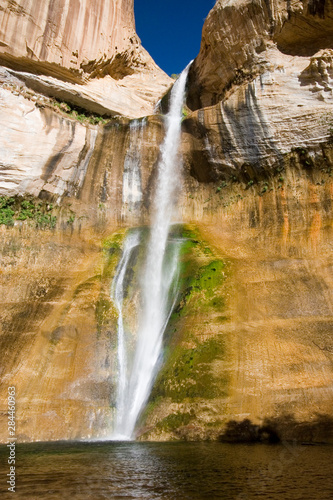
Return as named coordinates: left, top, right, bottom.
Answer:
left=0, top=441, right=332, bottom=499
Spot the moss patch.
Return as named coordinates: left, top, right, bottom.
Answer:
left=195, top=260, right=227, bottom=297
left=172, top=227, right=229, bottom=319
left=150, top=336, right=226, bottom=402
left=156, top=412, right=193, bottom=431
left=142, top=225, right=231, bottom=435
left=95, top=230, right=127, bottom=334
left=0, top=196, right=57, bottom=229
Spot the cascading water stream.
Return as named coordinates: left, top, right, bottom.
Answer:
left=122, top=119, right=144, bottom=215
left=111, top=230, right=141, bottom=439
left=111, top=62, right=192, bottom=440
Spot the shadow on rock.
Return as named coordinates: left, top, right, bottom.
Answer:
left=219, top=414, right=333, bottom=444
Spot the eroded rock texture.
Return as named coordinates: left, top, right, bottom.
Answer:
left=0, top=114, right=166, bottom=441
left=139, top=0, right=333, bottom=443
left=0, top=0, right=172, bottom=117
left=1, top=0, right=141, bottom=79
left=187, top=0, right=333, bottom=108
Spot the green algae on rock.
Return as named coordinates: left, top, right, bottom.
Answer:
left=137, top=226, right=232, bottom=441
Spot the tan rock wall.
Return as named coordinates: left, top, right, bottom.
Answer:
left=139, top=154, right=333, bottom=442
left=0, top=0, right=135, bottom=78
left=187, top=0, right=333, bottom=109
left=0, top=1, right=172, bottom=117
left=0, top=225, right=118, bottom=441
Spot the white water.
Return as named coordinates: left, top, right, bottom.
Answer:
left=111, top=62, right=191, bottom=440
left=111, top=230, right=141, bottom=440
left=122, top=119, right=144, bottom=212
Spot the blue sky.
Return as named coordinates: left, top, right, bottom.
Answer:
left=134, top=1, right=215, bottom=76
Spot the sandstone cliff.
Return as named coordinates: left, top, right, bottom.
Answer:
left=0, top=0, right=171, bottom=117
left=0, top=0, right=171, bottom=196
left=187, top=0, right=333, bottom=108
left=140, top=0, right=333, bottom=442
left=0, top=0, right=333, bottom=445
left=0, top=0, right=136, bottom=79
left=184, top=0, right=333, bottom=180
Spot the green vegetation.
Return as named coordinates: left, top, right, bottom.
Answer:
left=67, top=214, right=75, bottom=225
left=150, top=336, right=226, bottom=402
left=35, top=213, right=57, bottom=229
left=196, top=260, right=227, bottom=297
left=293, top=147, right=314, bottom=169
left=100, top=231, right=128, bottom=287
left=52, top=99, right=109, bottom=125
left=182, top=106, right=190, bottom=119
left=260, top=181, right=269, bottom=195
left=147, top=225, right=229, bottom=410
left=216, top=181, right=228, bottom=192
left=102, top=232, right=126, bottom=253
left=95, top=231, right=127, bottom=336
left=156, top=412, right=193, bottom=431
left=0, top=196, right=57, bottom=229
left=0, top=197, right=15, bottom=226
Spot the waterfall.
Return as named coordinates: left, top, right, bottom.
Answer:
left=111, top=62, right=191, bottom=440
left=122, top=119, right=144, bottom=215
left=111, top=230, right=141, bottom=439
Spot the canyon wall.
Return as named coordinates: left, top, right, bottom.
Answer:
left=0, top=0, right=332, bottom=443
left=0, top=0, right=168, bottom=442
left=0, top=0, right=136, bottom=79
left=0, top=0, right=171, bottom=118
left=140, top=0, right=333, bottom=443
left=187, top=0, right=333, bottom=108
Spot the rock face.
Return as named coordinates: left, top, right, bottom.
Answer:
left=139, top=153, right=333, bottom=443
left=187, top=0, right=333, bottom=108
left=0, top=74, right=97, bottom=197
left=1, top=0, right=138, bottom=79
left=183, top=50, right=332, bottom=185
left=0, top=0, right=168, bottom=441
left=184, top=1, right=333, bottom=180
left=0, top=113, right=165, bottom=442
left=0, top=226, right=115, bottom=442
left=0, top=0, right=333, bottom=444
left=140, top=0, right=333, bottom=443
left=0, top=0, right=172, bottom=117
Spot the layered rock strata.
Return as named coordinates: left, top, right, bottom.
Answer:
left=0, top=0, right=172, bottom=117
left=187, top=0, right=333, bottom=109
left=1, top=0, right=144, bottom=80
